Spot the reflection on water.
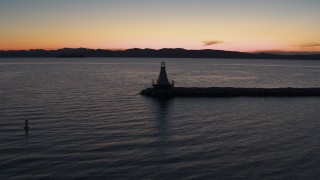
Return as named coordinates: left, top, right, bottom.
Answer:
left=151, top=98, right=172, bottom=178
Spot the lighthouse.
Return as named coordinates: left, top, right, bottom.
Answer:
left=152, top=62, right=174, bottom=89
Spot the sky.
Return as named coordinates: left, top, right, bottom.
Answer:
left=0, top=0, right=320, bottom=52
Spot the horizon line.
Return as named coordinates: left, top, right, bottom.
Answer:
left=1, top=47, right=320, bottom=54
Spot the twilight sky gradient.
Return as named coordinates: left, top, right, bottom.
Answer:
left=1, top=0, right=320, bottom=52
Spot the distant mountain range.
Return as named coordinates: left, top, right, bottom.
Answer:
left=0, top=48, right=319, bottom=60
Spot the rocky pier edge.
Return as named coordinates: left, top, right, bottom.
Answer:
left=140, top=87, right=320, bottom=97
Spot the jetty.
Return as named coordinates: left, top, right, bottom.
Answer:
left=140, top=62, right=320, bottom=97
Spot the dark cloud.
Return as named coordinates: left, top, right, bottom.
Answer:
left=202, top=40, right=224, bottom=46
left=299, top=42, right=320, bottom=47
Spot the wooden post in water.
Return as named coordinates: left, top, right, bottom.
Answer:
left=24, top=120, right=29, bottom=131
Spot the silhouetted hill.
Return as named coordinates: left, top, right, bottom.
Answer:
left=0, top=48, right=319, bottom=60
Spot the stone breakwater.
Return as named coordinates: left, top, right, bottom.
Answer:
left=140, top=87, right=320, bottom=97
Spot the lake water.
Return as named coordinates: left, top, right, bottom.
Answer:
left=0, top=58, right=319, bottom=179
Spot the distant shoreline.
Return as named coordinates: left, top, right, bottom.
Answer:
left=1, top=48, right=320, bottom=60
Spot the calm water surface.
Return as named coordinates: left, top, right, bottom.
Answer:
left=0, top=58, right=320, bottom=179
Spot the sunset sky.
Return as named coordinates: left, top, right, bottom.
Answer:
left=1, top=0, right=319, bottom=52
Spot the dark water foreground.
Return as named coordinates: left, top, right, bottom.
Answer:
left=141, top=87, right=320, bottom=97
left=1, top=58, right=320, bottom=179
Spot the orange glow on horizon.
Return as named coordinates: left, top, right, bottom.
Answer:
left=1, top=45, right=320, bottom=53
left=1, top=1, right=320, bottom=53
